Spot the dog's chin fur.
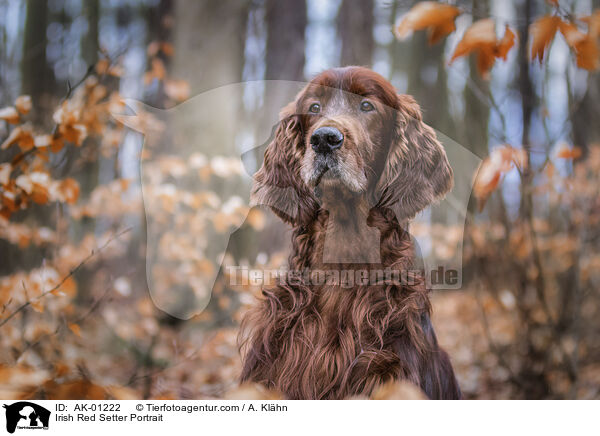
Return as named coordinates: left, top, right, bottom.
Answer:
left=301, top=152, right=367, bottom=194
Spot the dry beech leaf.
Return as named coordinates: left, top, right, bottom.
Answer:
left=530, top=15, right=561, bottom=62
left=68, top=323, right=82, bottom=337
left=450, top=19, right=516, bottom=77
left=164, top=79, right=190, bottom=102
left=15, top=174, right=33, bottom=195
left=59, top=178, right=80, bottom=205
left=246, top=208, right=266, bottom=230
left=473, top=145, right=528, bottom=210
left=50, top=136, right=65, bottom=153
left=558, top=20, right=586, bottom=47
left=556, top=20, right=599, bottom=70
left=59, top=124, right=87, bottom=146
left=31, top=184, right=49, bottom=205
left=161, top=42, right=174, bottom=56
left=572, top=36, right=600, bottom=70
left=496, top=26, right=517, bottom=59
left=95, top=58, right=109, bottom=75
left=556, top=144, right=582, bottom=159
left=30, top=299, right=44, bottom=313
left=0, top=163, right=10, bottom=186
left=143, top=57, right=167, bottom=85
left=15, top=95, right=32, bottom=115
left=1, top=127, right=23, bottom=150
left=34, top=135, right=52, bottom=148
left=0, top=107, right=19, bottom=124
left=394, top=1, right=460, bottom=45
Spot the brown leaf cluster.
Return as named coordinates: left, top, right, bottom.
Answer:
left=530, top=14, right=600, bottom=70
left=450, top=19, right=517, bottom=77
left=394, top=2, right=600, bottom=76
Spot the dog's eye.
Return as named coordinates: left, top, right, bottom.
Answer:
left=309, top=103, right=321, bottom=114
left=360, top=101, right=375, bottom=112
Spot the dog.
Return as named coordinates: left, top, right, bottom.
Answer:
left=239, top=66, right=461, bottom=399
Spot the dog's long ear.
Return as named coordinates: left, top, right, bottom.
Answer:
left=251, top=101, right=318, bottom=225
left=375, top=94, right=453, bottom=221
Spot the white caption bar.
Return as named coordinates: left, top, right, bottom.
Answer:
left=0, top=400, right=595, bottom=436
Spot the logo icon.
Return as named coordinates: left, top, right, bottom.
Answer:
left=3, top=402, right=50, bottom=434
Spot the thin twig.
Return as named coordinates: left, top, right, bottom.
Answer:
left=0, top=227, right=131, bottom=329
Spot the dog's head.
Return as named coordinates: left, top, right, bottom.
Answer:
left=251, top=66, right=453, bottom=225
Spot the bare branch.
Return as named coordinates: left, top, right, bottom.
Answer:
left=0, top=227, right=131, bottom=329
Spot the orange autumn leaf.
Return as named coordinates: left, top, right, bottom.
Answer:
left=68, top=323, right=82, bottom=337
left=394, top=2, right=461, bottom=45
left=450, top=19, right=517, bottom=77
left=556, top=20, right=599, bottom=70
left=0, top=107, right=20, bottom=124
left=34, top=135, right=52, bottom=148
left=15, top=174, right=33, bottom=195
left=530, top=15, right=561, bottom=62
left=31, top=183, right=49, bottom=205
left=143, top=57, right=167, bottom=85
left=556, top=144, right=582, bottom=159
left=58, top=123, right=87, bottom=146
left=2, top=190, right=18, bottom=214
left=50, top=136, right=65, bottom=153
left=30, top=299, right=44, bottom=313
left=572, top=36, right=600, bottom=70
left=0, top=163, right=10, bottom=186
left=247, top=208, right=266, bottom=230
left=1, top=127, right=23, bottom=150
left=18, top=130, right=35, bottom=151
left=161, top=42, right=174, bottom=57
left=58, top=178, right=80, bottom=204
left=473, top=145, right=528, bottom=210
left=164, top=79, right=190, bottom=102
left=50, top=276, right=77, bottom=297
left=496, top=26, right=517, bottom=59
left=61, top=276, right=77, bottom=297
left=15, top=95, right=32, bottom=115
left=558, top=20, right=586, bottom=47
left=95, top=58, right=109, bottom=74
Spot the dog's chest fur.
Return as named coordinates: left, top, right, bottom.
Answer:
left=241, top=210, right=431, bottom=399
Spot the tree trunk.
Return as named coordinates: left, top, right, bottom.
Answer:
left=337, top=0, right=374, bottom=67
left=265, top=0, right=306, bottom=81
left=21, top=0, right=55, bottom=126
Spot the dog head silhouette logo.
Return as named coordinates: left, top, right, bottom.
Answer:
left=3, top=402, right=50, bottom=434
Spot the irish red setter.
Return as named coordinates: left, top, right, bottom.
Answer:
left=239, top=66, right=461, bottom=399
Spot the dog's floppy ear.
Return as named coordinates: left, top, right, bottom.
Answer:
left=251, top=101, right=318, bottom=225
left=375, top=94, right=453, bottom=221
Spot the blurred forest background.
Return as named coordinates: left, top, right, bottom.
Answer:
left=1, top=0, right=600, bottom=400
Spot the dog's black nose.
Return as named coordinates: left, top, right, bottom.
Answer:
left=310, top=127, right=343, bottom=154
